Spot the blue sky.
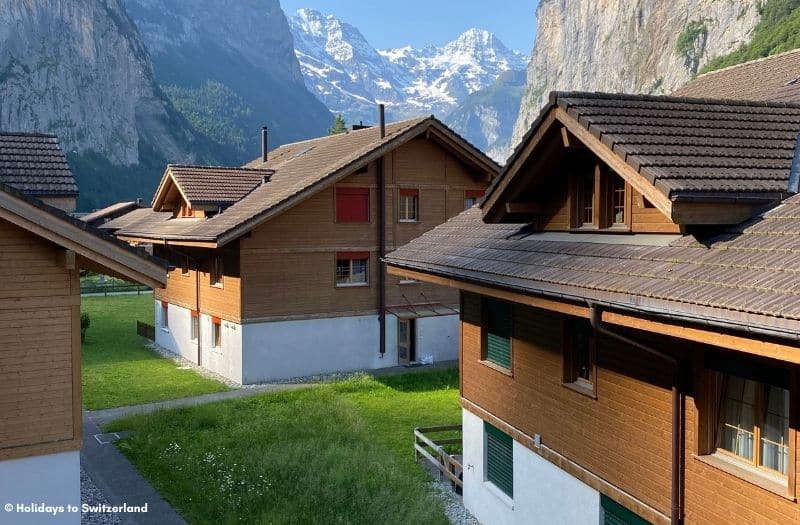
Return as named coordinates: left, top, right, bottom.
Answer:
left=280, top=1, right=539, bottom=55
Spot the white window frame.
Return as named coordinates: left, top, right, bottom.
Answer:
left=336, top=257, right=369, bottom=287
left=398, top=191, right=419, bottom=222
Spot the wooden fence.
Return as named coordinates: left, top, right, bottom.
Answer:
left=414, top=424, right=463, bottom=491
left=137, top=321, right=156, bottom=341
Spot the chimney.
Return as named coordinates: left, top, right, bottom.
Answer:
left=378, top=104, right=385, bottom=139
left=261, top=126, right=269, bottom=162
left=352, top=120, right=371, bottom=131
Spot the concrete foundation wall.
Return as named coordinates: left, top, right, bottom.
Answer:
left=154, top=301, right=198, bottom=364
left=0, top=450, right=80, bottom=524
left=199, top=314, right=243, bottom=384
left=462, top=409, right=600, bottom=525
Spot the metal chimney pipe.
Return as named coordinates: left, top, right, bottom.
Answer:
left=261, top=126, right=269, bottom=162
left=378, top=104, right=385, bottom=139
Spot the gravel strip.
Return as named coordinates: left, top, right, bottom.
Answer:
left=81, top=467, right=121, bottom=525
left=429, top=480, right=479, bottom=525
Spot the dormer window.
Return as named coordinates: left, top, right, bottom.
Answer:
left=571, top=163, right=629, bottom=230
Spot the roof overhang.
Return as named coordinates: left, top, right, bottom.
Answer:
left=0, top=186, right=167, bottom=288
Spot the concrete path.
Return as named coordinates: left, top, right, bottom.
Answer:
left=80, top=359, right=458, bottom=524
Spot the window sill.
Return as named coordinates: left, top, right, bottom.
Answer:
left=210, top=283, right=224, bottom=289
left=562, top=380, right=597, bottom=399
left=335, top=282, right=369, bottom=288
left=398, top=219, right=420, bottom=224
left=694, top=453, right=794, bottom=501
left=479, top=359, right=513, bottom=377
left=399, top=280, right=419, bottom=285
left=483, top=480, right=514, bottom=509
left=160, top=327, right=170, bottom=333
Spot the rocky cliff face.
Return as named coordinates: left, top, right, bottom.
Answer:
left=512, top=0, right=761, bottom=149
left=124, top=0, right=332, bottom=154
left=0, top=0, right=197, bottom=167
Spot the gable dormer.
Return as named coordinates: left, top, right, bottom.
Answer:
left=483, top=92, right=800, bottom=230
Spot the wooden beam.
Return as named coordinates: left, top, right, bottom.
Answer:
left=602, top=310, right=800, bottom=365
left=554, top=107, right=673, bottom=220
left=56, top=249, right=76, bottom=270
left=505, top=202, right=544, bottom=214
left=387, top=265, right=589, bottom=319
left=561, top=127, right=571, bottom=148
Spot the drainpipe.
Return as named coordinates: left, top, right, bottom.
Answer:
left=589, top=304, right=682, bottom=525
left=378, top=104, right=387, bottom=357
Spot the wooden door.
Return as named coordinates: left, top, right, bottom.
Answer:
left=398, top=318, right=414, bottom=365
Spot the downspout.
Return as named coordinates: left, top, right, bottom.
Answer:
left=378, top=104, right=387, bottom=357
left=589, top=304, right=682, bottom=525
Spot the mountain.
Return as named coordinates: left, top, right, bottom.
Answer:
left=0, top=0, right=216, bottom=210
left=288, top=8, right=527, bottom=160
left=124, top=0, right=332, bottom=161
left=511, top=0, right=762, bottom=147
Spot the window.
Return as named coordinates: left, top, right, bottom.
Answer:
left=483, top=299, right=512, bottom=370
left=336, top=187, right=369, bottom=222
left=210, top=255, right=223, bottom=287
left=571, top=163, right=629, bottom=230
left=716, top=375, right=790, bottom=476
left=398, top=189, right=419, bottom=222
left=336, top=252, right=369, bottom=286
left=600, top=495, right=648, bottom=525
left=190, top=310, right=199, bottom=341
left=212, top=317, right=222, bottom=348
left=563, top=318, right=596, bottom=396
left=465, top=189, right=484, bottom=210
left=181, top=257, right=189, bottom=276
left=160, top=300, right=169, bottom=329
left=485, top=422, right=513, bottom=498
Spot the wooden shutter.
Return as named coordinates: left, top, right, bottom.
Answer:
left=600, top=495, right=648, bottom=525
left=336, top=187, right=369, bottom=222
left=486, top=299, right=511, bottom=368
left=335, top=251, right=370, bottom=260
left=465, top=189, right=484, bottom=199
left=485, top=422, right=514, bottom=497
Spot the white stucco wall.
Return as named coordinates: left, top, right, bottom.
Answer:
left=462, top=409, right=600, bottom=525
left=415, top=315, right=459, bottom=363
left=0, top=451, right=80, bottom=524
left=199, top=314, right=243, bottom=384
left=154, top=301, right=198, bottom=364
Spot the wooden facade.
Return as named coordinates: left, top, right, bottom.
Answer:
left=157, top=136, right=491, bottom=324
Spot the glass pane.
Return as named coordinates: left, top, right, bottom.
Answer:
left=717, top=376, right=756, bottom=462
left=351, top=259, right=368, bottom=283
left=612, top=175, right=625, bottom=224
left=581, top=174, right=594, bottom=225
left=760, top=385, right=790, bottom=475
left=335, top=259, right=350, bottom=284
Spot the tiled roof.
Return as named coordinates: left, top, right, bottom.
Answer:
left=167, top=165, right=272, bottom=206
left=100, top=207, right=172, bottom=231
left=0, top=132, right=78, bottom=197
left=114, top=116, right=497, bottom=244
left=81, top=201, right=141, bottom=225
left=490, top=92, right=800, bottom=209
left=674, top=48, right=800, bottom=103
left=385, top=203, right=800, bottom=334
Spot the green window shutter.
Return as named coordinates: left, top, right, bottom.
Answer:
left=601, top=495, right=649, bottom=525
left=485, top=422, right=514, bottom=497
left=486, top=299, right=511, bottom=368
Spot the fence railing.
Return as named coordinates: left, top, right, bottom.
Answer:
left=414, top=424, right=463, bottom=491
left=81, top=281, right=152, bottom=296
left=137, top=321, right=156, bottom=341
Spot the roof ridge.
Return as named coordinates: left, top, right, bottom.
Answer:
left=167, top=164, right=274, bottom=173
left=0, top=131, right=58, bottom=139
left=549, top=90, right=800, bottom=110
left=691, top=47, right=800, bottom=81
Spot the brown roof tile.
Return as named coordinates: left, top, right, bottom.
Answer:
left=0, top=132, right=78, bottom=197
left=167, top=165, right=272, bottom=206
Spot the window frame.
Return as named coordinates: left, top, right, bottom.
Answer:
left=484, top=421, right=514, bottom=499
left=190, top=310, right=199, bottom=342
left=211, top=316, right=222, bottom=349
left=210, top=254, right=223, bottom=288
left=398, top=188, right=420, bottom=223
left=335, top=252, right=370, bottom=287
left=464, top=189, right=484, bottom=210
left=562, top=317, right=597, bottom=398
left=480, top=298, right=513, bottom=374
left=570, top=163, right=631, bottom=232
left=160, top=300, right=169, bottom=330
left=180, top=257, right=190, bottom=277
left=335, top=187, right=370, bottom=223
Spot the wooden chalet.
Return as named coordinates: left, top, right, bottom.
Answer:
left=0, top=132, right=80, bottom=212
left=104, top=115, right=499, bottom=383
left=385, top=91, right=800, bottom=524
left=0, top=136, right=166, bottom=523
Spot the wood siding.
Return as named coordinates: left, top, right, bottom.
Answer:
left=239, top=136, right=487, bottom=321
left=460, top=291, right=800, bottom=523
left=0, top=218, right=81, bottom=460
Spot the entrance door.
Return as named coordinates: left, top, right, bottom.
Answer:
left=397, top=318, right=415, bottom=365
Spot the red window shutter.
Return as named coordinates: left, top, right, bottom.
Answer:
left=191, top=310, right=199, bottom=318
left=336, top=251, right=370, bottom=260
left=161, top=300, right=168, bottom=308
left=336, top=188, right=369, bottom=222
left=465, top=189, right=484, bottom=199
left=212, top=316, right=221, bottom=325
left=399, top=188, right=419, bottom=197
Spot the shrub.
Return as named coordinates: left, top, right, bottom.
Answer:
left=80, top=312, right=91, bottom=343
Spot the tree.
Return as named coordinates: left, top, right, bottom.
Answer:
left=328, top=114, right=347, bottom=135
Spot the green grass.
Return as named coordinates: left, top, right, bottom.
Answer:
left=81, top=295, right=228, bottom=410
left=106, top=370, right=461, bottom=524
left=701, top=0, right=800, bottom=73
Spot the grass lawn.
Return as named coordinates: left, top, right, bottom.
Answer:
left=107, top=370, right=461, bottom=524
left=82, top=294, right=228, bottom=410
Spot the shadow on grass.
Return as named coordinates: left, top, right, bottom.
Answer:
left=373, top=368, right=459, bottom=393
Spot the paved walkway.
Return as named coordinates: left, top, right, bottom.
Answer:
left=81, top=360, right=458, bottom=524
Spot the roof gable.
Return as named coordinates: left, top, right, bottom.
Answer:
left=151, top=165, right=273, bottom=212
left=483, top=92, right=800, bottom=225
left=0, top=132, right=78, bottom=197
